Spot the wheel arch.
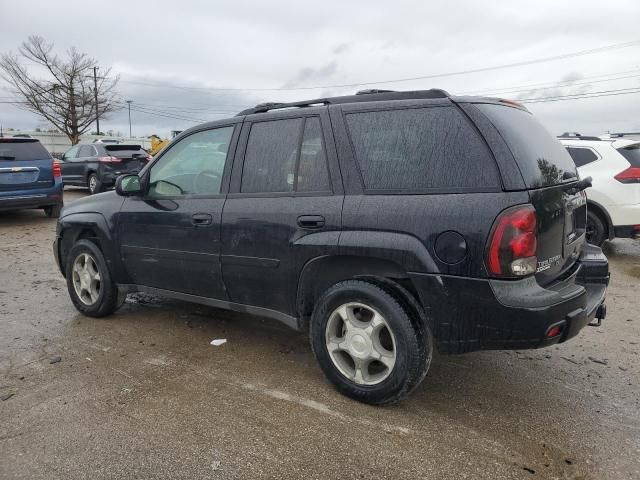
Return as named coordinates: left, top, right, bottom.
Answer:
left=587, top=200, right=613, bottom=240
left=296, top=255, right=429, bottom=332
left=57, top=213, right=117, bottom=278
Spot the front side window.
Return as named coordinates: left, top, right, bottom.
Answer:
left=62, top=145, right=80, bottom=160
left=148, top=126, right=234, bottom=196
left=78, top=145, right=95, bottom=157
left=345, top=106, right=500, bottom=191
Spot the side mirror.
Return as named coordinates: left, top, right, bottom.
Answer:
left=115, top=174, right=142, bottom=196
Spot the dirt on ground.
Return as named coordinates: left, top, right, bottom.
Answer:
left=1, top=189, right=639, bottom=479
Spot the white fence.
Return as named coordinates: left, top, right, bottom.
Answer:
left=5, top=131, right=152, bottom=156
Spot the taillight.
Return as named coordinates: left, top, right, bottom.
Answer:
left=52, top=159, right=61, bottom=178
left=487, top=205, right=537, bottom=277
left=614, top=167, right=640, bottom=183
left=98, top=156, right=122, bottom=163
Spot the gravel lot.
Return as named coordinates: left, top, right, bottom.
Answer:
left=1, top=189, right=639, bottom=479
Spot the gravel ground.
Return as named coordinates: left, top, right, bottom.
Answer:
left=1, top=189, right=638, bottom=479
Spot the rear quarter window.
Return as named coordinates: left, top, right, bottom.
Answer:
left=617, top=145, right=640, bottom=167
left=344, top=106, right=500, bottom=192
left=0, top=140, right=51, bottom=161
left=475, top=104, right=577, bottom=188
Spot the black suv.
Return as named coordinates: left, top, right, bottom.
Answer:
left=59, top=143, right=151, bottom=194
left=53, top=89, right=609, bottom=405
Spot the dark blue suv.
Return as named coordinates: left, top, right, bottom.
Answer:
left=0, top=137, right=63, bottom=217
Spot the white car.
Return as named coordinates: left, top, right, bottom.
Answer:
left=560, top=133, right=640, bottom=245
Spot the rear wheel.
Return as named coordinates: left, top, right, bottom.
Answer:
left=44, top=203, right=62, bottom=218
left=310, top=280, right=431, bottom=405
left=65, top=239, right=121, bottom=317
left=586, top=210, right=607, bottom=246
left=88, top=173, right=102, bottom=195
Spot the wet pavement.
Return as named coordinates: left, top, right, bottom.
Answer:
left=1, top=189, right=639, bottom=479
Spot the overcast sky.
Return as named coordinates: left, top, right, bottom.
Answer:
left=1, top=0, right=639, bottom=138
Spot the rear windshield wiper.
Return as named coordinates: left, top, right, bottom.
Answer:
left=0, top=155, right=16, bottom=160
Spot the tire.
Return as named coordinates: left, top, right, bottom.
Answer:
left=586, top=210, right=607, bottom=246
left=64, top=239, right=121, bottom=317
left=44, top=203, right=62, bottom=218
left=88, top=173, right=102, bottom=195
left=310, top=279, right=432, bottom=405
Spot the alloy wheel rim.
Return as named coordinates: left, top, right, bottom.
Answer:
left=325, top=302, right=396, bottom=385
left=89, top=176, right=97, bottom=192
left=72, top=253, right=101, bottom=305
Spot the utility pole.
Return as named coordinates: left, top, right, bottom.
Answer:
left=93, top=66, right=100, bottom=135
left=126, top=100, right=133, bottom=137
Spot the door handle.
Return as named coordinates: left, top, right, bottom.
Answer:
left=297, top=215, right=325, bottom=229
left=192, top=213, right=213, bottom=226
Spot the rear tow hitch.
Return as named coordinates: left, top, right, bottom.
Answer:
left=588, top=304, right=607, bottom=327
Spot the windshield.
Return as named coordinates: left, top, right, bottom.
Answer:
left=475, top=103, right=577, bottom=188
left=0, top=139, right=51, bottom=161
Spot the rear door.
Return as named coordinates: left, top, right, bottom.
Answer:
left=221, top=110, right=343, bottom=317
left=69, top=145, right=96, bottom=185
left=473, top=103, right=586, bottom=284
left=0, top=139, right=54, bottom=191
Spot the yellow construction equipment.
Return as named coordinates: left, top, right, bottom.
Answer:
left=148, top=131, right=183, bottom=156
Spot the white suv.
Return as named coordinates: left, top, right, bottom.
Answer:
left=559, top=133, right=640, bottom=245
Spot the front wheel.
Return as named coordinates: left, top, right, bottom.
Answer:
left=310, top=280, right=432, bottom=405
left=65, top=239, right=122, bottom=317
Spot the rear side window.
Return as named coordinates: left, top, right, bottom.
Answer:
left=241, top=117, right=331, bottom=193
left=566, top=147, right=599, bottom=167
left=476, top=104, right=577, bottom=188
left=78, top=145, right=96, bottom=157
left=617, top=145, right=640, bottom=167
left=344, top=106, right=500, bottom=192
left=0, top=140, right=51, bottom=161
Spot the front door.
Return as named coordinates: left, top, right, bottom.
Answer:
left=59, top=145, right=80, bottom=184
left=221, top=112, right=343, bottom=316
left=117, top=124, right=239, bottom=299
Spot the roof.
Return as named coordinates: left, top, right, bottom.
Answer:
left=236, top=89, right=451, bottom=116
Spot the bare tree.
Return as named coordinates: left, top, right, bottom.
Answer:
left=0, top=36, right=119, bottom=144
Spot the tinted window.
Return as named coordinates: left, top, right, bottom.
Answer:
left=297, top=117, right=330, bottom=192
left=104, top=145, right=147, bottom=157
left=476, top=104, right=577, bottom=187
left=345, top=106, right=500, bottom=191
left=149, top=127, right=233, bottom=196
left=78, top=145, right=95, bottom=157
left=0, top=140, right=51, bottom=161
left=617, top=145, right=640, bottom=167
left=566, top=147, right=599, bottom=167
left=62, top=145, right=80, bottom=160
left=241, top=119, right=302, bottom=193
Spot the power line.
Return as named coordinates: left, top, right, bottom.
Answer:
left=521, top=86, right=640, bottom=103
left=112, top=39, right=640, bottom=92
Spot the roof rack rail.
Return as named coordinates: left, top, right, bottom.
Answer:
left=557, top=132, right=601, bottom=141
left=236, top=89, right=450, bottom=116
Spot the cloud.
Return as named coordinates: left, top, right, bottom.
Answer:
left=281, top=61, right=338, bottom=89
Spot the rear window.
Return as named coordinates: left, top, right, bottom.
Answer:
left=476, top=104, right=576, bottom=188
left=345, top=106, right=500, bottom=192
left=617, top=145, right=640, bottom=167
left=104, top=144, right=146, bottom=156
left=0, top=139, right=51, bottom=161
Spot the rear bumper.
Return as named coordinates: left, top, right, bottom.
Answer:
left=410, top=244, right=609, bottom=354
left=0, top=179, right=63, bottom=211
left=99, top=166, right=141, bottom=187
left=613, top=224, right=640, bottom=239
